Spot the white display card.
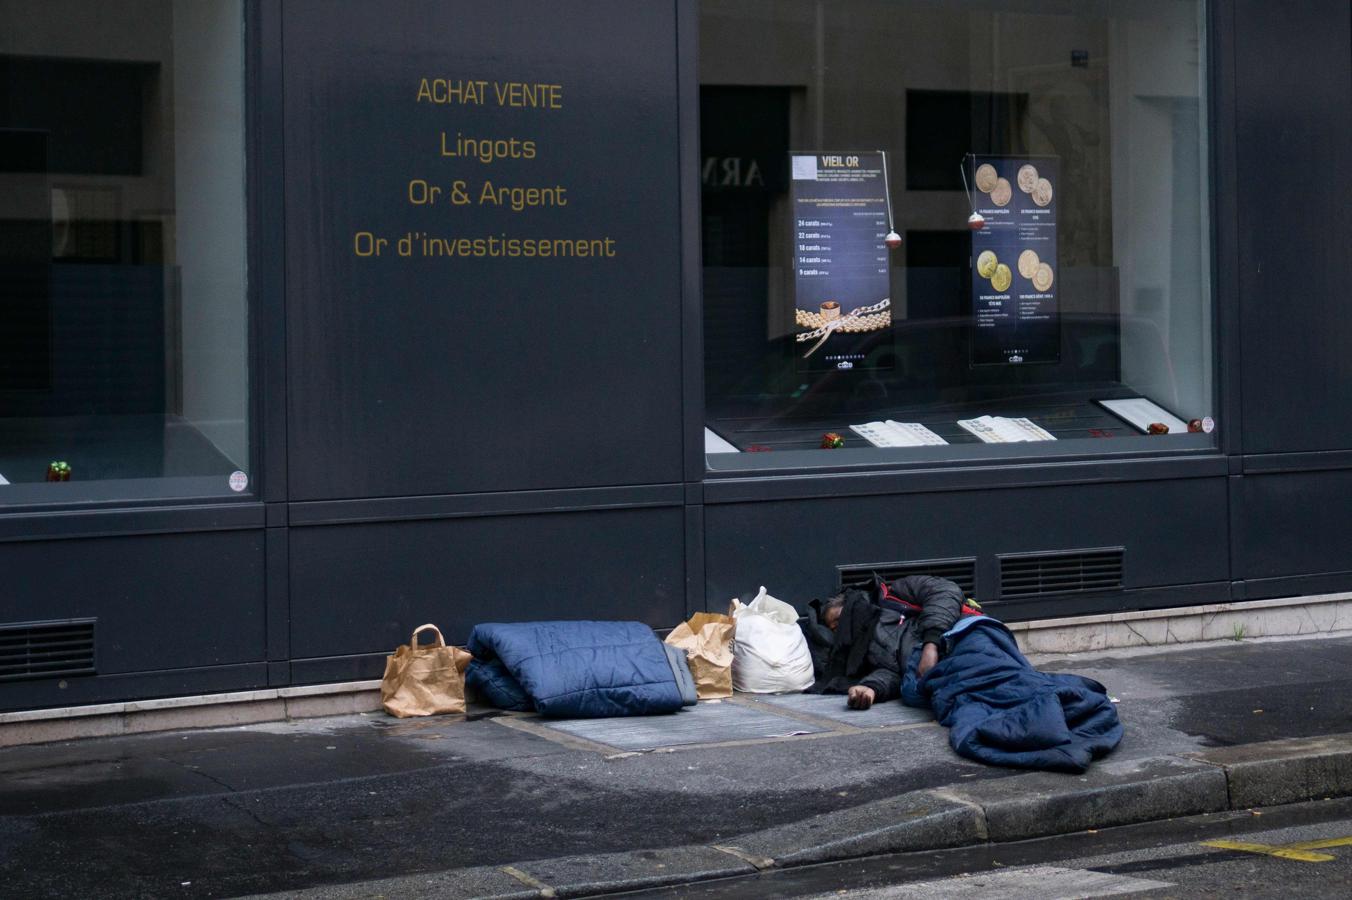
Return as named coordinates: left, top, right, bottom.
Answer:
left=850, top=421, right=948, bottom=448
left=704, top=427, right=740, bottom=454
left=957, top=415, right=1057, bottom=443
left=1097, top=398, right=1190, bottom=435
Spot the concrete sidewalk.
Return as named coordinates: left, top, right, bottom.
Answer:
left=2, top=635, right=1352, bottom=899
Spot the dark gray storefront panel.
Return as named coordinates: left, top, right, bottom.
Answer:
left=1233, top=0, right=1352, bottom=455
left=1234, top=470, right=1352, bottom=583
left=281, top=0, right=683, bottom=500
left=287, top=506, right=686, bottom=670
left=0, top=530, right=266, bottom=711
left=703, top=477, right=1229, bottom=615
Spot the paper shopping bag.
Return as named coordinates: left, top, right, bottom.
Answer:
left=665, top=612, right=736, bottom=700
left=381, top=624, right=472, bottom=718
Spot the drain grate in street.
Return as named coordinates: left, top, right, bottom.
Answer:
left=535, top=700, right=829, bottom=751
left=750, top=692, right=934, bottom=727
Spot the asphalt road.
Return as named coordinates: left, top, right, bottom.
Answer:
left=622, top=797, right=1352, bottom=899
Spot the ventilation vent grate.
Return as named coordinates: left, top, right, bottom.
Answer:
left=999, top=548, right=1124, bottom=598
left=0, top=619, right=96, bottom=683
left=839, top=558, right=977, bottom=598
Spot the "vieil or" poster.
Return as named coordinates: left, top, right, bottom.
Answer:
left=789, top=151, right=892, bottom=371
left=970, top=155, right=1059, bottom=366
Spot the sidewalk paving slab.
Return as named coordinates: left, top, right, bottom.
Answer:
left=750, top=692, right=934, bottom=728
left=534, top=700, right=831, bottom=751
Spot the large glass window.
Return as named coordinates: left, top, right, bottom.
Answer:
left=701, top=0, right=1215, bottom=467
left=1, top=0, right=249, bottom=503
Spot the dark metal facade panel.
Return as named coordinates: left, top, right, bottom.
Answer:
left=1234, top=469, right=1352, bottom=580
left=0, top=504, right=265, bottom=543
left=703, top=455, right=1229, bottom=504
left=683, top=502, right=705, bottom=617
left=286, top=506, right=687, bottom=657
left=677, top=0, right=707, bottom=485
left=290, top=653, right=387, bottom=686
left=0, top=530, right=266, bottom=685
left=279, top=0, right=685, bottom=501
left=286, top=484, right=684, bottom=526
left=1233, top=0, right=1352, bottom=454
left=1208, top=0, right=1244, bottom=458
left=703, top=478, right=1229, bottom=612
left=0, top=663, right=269, bottom=715
left=1241, top=572, right=1352, bottom=603
left=252, top=0, right=289, bottom=504
left=1242, top=450, right=1352, bottom=475
left=264, top=526, right=290, bottom=674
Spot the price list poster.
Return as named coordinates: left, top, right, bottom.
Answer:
left=789, top=152, right=892, bottom=372
left=969, top=155, right=1060, bottom=365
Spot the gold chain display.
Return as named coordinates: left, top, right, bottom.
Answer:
left=795, top=298, right=891, bottom=357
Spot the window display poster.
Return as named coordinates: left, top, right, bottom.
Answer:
left=790, top=151, right=892, bottom=371
left=969, top=155, right=1060, bottom=365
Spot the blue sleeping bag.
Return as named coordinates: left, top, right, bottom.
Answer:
left=465, top=621, right=695, bottom=718
left=902, top=617, right=1122, bottom=773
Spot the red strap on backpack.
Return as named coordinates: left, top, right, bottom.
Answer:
left=879, top=580, right=985, bottom=617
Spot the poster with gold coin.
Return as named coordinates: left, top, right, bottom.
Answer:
left=968, top=155, right=1059, bottom=365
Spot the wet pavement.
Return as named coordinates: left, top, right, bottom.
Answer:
left=1, top=634, right=1351, bottom=899
left=621, top=797, right=1352, bottom=899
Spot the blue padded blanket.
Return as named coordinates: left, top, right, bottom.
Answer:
left=465, top=621, right=691, bottom=718
left=902, top=617, right=1122, bottom=773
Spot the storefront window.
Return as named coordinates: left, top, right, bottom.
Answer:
left=701, top=0, right=1215, bottom=467
left=0, top=1, right=249, bottom=503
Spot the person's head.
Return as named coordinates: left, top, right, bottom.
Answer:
left=823, top=595, right=845, bottom=631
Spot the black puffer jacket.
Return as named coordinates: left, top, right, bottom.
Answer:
left=850, top=575, right=969, bottom=703
left=802, top=588, right=881, bottom=695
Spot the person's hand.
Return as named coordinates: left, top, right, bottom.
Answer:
left=917, top=643, right=940, bottom=678
left=847, top=685, right=876, bottom=709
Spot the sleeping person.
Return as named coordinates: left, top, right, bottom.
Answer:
left=801, top=574, right=1123, bottom=773
left=801, top=575, right=973, bottom=709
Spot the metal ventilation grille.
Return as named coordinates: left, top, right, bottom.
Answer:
left=999, top=548, right=1124, bottom=598
left=839, top=558, right=977, bottom=598
left=0, top=619, right=96, bottom=682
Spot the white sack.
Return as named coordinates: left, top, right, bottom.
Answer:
left=729, top=586, right=814, bottom=693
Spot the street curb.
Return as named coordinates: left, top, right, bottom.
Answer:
left=1185, top=732, right=1352, bottom=809
left=240, top=734, right=1352, bottom=899
left=715, top=790, right=984, bottom=867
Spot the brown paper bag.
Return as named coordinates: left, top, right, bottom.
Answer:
left=381, top=624, right=472, bottom=718
left=665, top=612, right=736, bottom=700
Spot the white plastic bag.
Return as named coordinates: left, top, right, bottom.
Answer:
left=729, top=587, right=814, bottom=693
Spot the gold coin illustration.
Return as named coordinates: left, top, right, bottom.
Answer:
left=977, top=250, right=998, bottom=279
left=1018, top=249, right=1040, bottom=279
left=1033, top=262, right=1054, bottom=292
left=1017, top=164, right=1039, bottom=193
left=1032, top=177, right=1054, bottom=207
left=991, top=177, right=1013, bottom=207
left=975, top=163, right=998, bottom=193
left=991, top=263, right=1012, bottom=293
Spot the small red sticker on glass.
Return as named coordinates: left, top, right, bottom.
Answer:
left=229, top=471, right=248, bottom=492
